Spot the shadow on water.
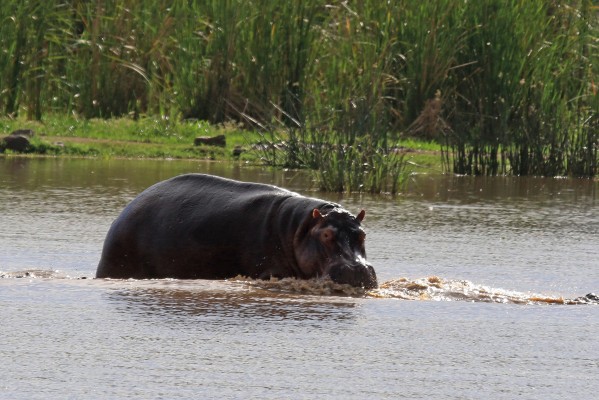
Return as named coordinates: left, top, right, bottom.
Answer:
left=0, top=270, right=360, bottom=323
left=105, top=280, right=360, bottom=324
left=1, top=269, right=597, bottom=306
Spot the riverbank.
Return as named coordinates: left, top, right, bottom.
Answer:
left=0, top=115, right=444, bottom=171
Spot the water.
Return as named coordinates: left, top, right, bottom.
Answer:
left=1, top=157, right=598, bottom=399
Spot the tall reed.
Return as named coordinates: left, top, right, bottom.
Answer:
left=442, top=0, right=598, bottom=176
left=1, top=0, right=597, bottom=179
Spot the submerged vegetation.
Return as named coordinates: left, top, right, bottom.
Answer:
left=0, top=1, right=597, bottom=191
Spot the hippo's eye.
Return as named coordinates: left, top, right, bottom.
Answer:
left=320, top=228, right=336, bottom=244
left=358, top=231, right=366, bottom=244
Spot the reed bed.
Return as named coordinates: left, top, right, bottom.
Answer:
left=1, top=1, right=597, bottom=187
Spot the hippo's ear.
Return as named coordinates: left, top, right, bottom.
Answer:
left=356, top=209, right=365, bottom=222
left=295, top=208, right=324, bottom=244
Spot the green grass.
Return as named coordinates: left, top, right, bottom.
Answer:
left=1, top=115, right=444, bottom=175
left=0, top=115, right=258, bottom=161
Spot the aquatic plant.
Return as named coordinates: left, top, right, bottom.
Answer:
left=443, top=0, right=598, bottom=177
left=0, top=1, right=596, bottom=177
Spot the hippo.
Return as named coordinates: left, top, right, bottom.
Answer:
left=96, top=174, right=377, bottom=289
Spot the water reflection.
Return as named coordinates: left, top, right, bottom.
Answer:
left=0, top=157, right=314, bottom=194
left=404, top=173, right=597, bottom=202
left=103, top=280, right=359, bottom=326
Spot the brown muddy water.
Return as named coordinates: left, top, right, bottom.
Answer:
left=1, top=157, right=597, bottom=399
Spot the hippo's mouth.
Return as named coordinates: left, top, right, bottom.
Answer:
left=326, top=263, right=378, bottom=289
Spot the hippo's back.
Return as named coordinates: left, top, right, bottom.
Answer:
left=142, top=173, right=292, bottom=205
left=96, top=174, right=325, bottom=279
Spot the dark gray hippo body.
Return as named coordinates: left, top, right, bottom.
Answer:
left=96, top=174, right=377, bottom=289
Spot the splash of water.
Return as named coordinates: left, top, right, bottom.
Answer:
left=373, top=276, right=572, bottom=305
left=379, top=276, right=599, bottom=304
left=2, top=269, right=596, bottom=305
left=228, top=275, right=367, bottom=297
left=0, top=269, right=72, bottom=279
left=238, top=275, right=597, bottom=305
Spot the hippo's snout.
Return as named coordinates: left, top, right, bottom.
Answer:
left=327, top=262, right=378, bottom=289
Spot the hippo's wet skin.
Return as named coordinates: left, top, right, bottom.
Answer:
left=96, top=174, right=377, bottom=289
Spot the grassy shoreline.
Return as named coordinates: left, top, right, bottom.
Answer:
left=0, top=115, right=444, bottom=172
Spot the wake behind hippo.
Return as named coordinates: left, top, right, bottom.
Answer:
left=96, top=174, right=377, bottom=289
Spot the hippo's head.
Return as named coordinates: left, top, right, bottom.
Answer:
left=293, top=207, right=378, bottom=289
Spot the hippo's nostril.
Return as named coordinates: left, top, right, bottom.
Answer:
left=365, top=265, right=378, bottom=289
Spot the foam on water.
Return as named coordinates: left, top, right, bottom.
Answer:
left=239, top=275, right=598, bottom=305
left=0, top=269, right=73, bottom=279
left=373, top=276, right=598, bottom=304
left=2, top=269, right=596, bottom=305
